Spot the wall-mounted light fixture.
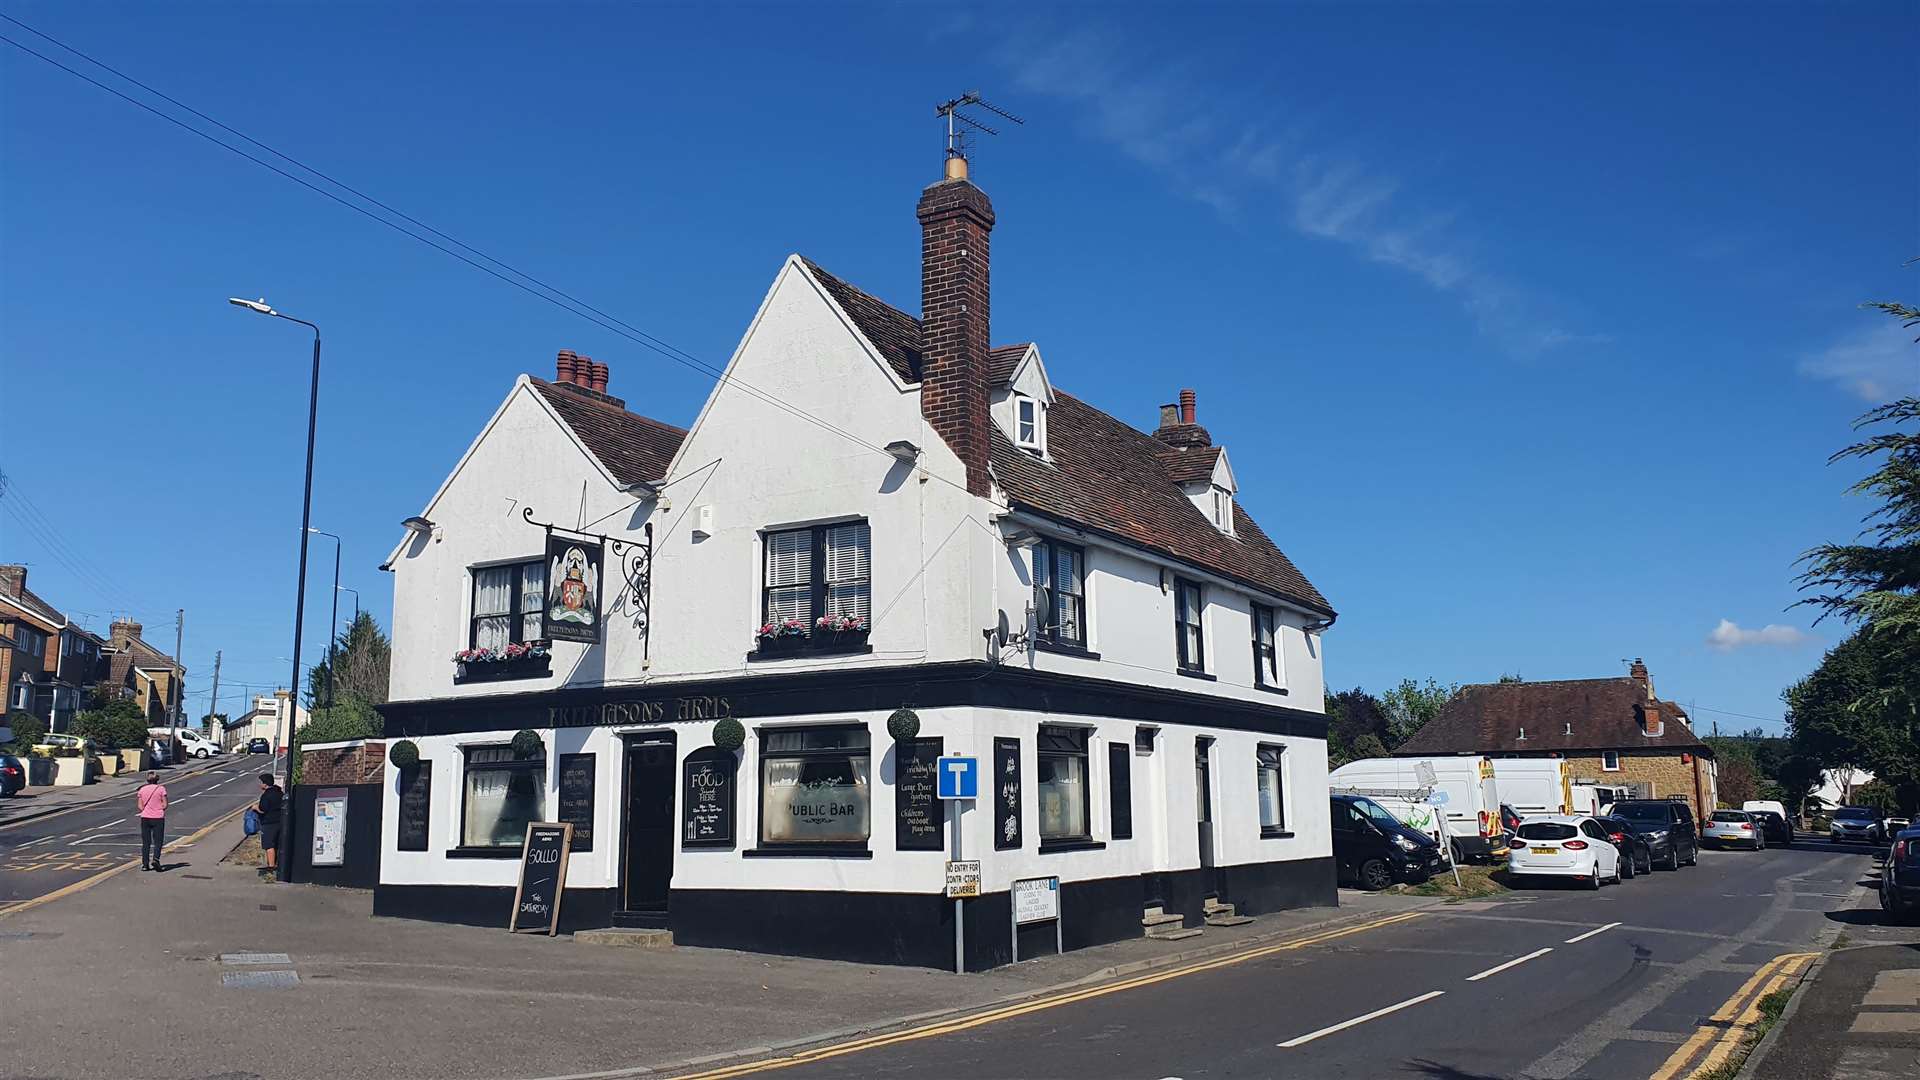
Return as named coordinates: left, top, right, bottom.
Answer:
left=884, top=440, right=922, bottom=464
left=401, top=515, right=435, bottom=535
left=1003, top=530, right=1042, bottom=550
left=622, top=479, right=664, bottom=499
left=1303, top=616, right=1335, bottom=633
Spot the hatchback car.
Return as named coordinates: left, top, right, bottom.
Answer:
left=1881, top=825, right=1920, bottom=924
left=1830, top=806, right=1880, bottom=844
left=1750, top=810, right=1794, bottom=846
left=1596, top=814, right=1654, bottom=877
left=1607, top=799, right=1699, bottom=870
left=247, top=737, right=272, bottom=754
left=1705, top=810, right=1766, bottom=850
left=1508, top=816, right=1622, bottom=889
left=0, top=753, right=26, bottom=796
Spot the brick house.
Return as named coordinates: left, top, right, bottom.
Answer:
left=1394, top=660, right=1719, bottom=820
left=102, top=619, right=185, bottom=725
left=1, top=564, right=105, bottom=731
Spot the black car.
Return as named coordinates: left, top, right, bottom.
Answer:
left=1750, top=810, right=1794, bottom=846
left=1331, top=794, right=1447, bottom=890
left=0, top=753, right=25, bottom=796
left=1881, top=825, right=1920, bottom=924
left=247, top=737, right=271, bottom=754
left=1597, top=814, right=1654, bottom=877
left=1608, top=798, right=1699, bottom=870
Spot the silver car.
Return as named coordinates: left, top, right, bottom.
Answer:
left=1705, top=810, right=1766, bottom=850
left=1831, top=806, right=1880, bottom=844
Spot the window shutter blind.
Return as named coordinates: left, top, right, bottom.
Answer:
left=825, top=523, right=871, bottom=620
left=766, top=531, right=810, bottom=587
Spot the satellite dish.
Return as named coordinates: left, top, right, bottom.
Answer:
left=995, top=610, right=1011, bottom=648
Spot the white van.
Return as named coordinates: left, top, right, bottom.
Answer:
left=1491, top=759, right=1574, bottom=818
left=1330, top=756, right=1505, bottom=862
left=148, top=727, right=223, bottom=758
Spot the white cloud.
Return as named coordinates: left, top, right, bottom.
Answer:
left=990, top=27, right=1594, bottom=357
left=1705, top=619, right=1811, bottom=652
left=1799, top=320, right=1920, bottom=402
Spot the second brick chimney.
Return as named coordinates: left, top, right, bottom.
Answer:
left=551, top=350, right=625, bottom=408
left=1154, top=387, right=1212, bottom=449
left=0, top=564, right=24, bottom=599
left=917, top=161, right=996, bottom=497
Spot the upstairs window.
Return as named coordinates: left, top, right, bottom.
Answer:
left=470, top=560, right=545, bottom=649
left=1210, top=487, right=1233, bottom=533
left=1174, top=578, right=1206, bottom=672
left=763, top=521, right=871, bottom=633
left=1252, top=604, right=1282, bottom=689
left=1031, top=539, right=1086, bottom=648
left=1014, top=395, right=1043, bottom=452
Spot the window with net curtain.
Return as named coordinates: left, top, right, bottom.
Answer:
left=762, top=522, right=870, bottom=631
left=462, top=745, right=547, bottom=848
left=1038, top=726, right=1091, bottom=841
left=1258, top=745, right=1287, bottom=835
left=760, top=725, right=871, bottom=844
left=470, top=560, right=546, bottom=648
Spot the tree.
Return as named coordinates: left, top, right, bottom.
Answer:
left=306, top=611, right=392, bottom=708
left=1380, top=677, right=1460, bottom=748
left=1497, top=673, right=1525, bottom=683
left=75, top=698, right=151, bottom=752
left=1324, top=687, right=1390, bottom=767
left=1350, top=733, right=1389, bottom=761
left=288, top=699, right=384, bottom=784
left=1717, top=757, right=1758, bottom=808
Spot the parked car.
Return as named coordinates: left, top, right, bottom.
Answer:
left=1330, top=794, right=1447, bottom=890
left=31, top=732, right=92, bottom=755
left=1606, top=798, right=1699, bottom=870
left=1883, top=816, right=1912, bottom=842
left=149, top=727, right=224, bottom=758
left=247, top=737, right=272, bottom=754
left=1507, top=815, right=1623, bottom=889
left=1705, top=810, right=1766, bottom=850
left=1328, top=756, right=1505, bottom=863
left=1749, top=810, right=1794, bottom=846
left=1743, top=799, right=1790, bottom=822
left=1597, top=814, right=1654, bottom=877
left=1830, top=805, right=1881, bottom=844
left=0, top=753, right=25, bottom=796
left=1880, top=824, right=1920, bottom=924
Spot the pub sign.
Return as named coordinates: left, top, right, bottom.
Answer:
left=543, top=533, right=604, bottom=644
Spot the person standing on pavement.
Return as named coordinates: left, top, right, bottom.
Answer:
left=256, top=772, right=284, bottom=879
left=136, top=771, right=168, bottom=871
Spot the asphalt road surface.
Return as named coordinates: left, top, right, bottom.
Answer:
left=0, top=753, right=270, bottom=910
left=766, top=840, right=1881, bottom=1080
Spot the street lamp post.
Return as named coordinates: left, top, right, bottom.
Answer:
left=229, top=296, right=319, bottom=885
left=309, top=528, right=341, bottom=709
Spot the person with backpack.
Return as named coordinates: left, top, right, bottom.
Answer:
left=256, top=772, right=284, bottom=879
left=136, top=771, right=168, bottom=871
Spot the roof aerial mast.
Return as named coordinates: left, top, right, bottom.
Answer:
left=935, top=90, right=1024, bottom=179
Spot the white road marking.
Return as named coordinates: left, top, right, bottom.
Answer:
left=1466, top=947, right=1555, bottom=982
left=1277, top=990, right=1447, bottom=1048
left=19, top=836, right=55, bottom=848
left=1565, top=922, right=1621, bottom=944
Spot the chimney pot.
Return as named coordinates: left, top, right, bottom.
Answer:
left=1180, top=388, right=1197, bottom=425
left=556, top=350, right=579, bottom=385
left=589, top=361, right=609, bottom=393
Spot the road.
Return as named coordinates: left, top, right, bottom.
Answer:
left=0, top=753, right=268, bottom=911
left=750, top=840, right=1881, bottom=1080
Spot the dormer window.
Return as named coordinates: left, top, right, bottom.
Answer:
left=1210, top=487, right=1232, bottom=533
left=1015, top=394, right=1043, bottom=453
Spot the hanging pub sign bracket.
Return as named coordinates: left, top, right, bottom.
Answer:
left=521, top=506, right=652, bottom=663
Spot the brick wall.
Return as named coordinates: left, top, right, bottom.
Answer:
left=1563, top=750, right=1709, bottom=819
left=300, top=740, right=387, bottom=786
left=916, top=177, right=995, bottom=497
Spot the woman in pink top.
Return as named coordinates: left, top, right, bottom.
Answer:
left=136, top=772, right=168, bottom=871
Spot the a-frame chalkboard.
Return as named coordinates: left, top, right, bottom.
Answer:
left=509, top=822, right=573, bottom=935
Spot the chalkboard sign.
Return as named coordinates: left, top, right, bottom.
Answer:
left=558, top=753, right=595, bottom=852
left=1108, top=742, right=1133, bottom=840
left=397, top=761, right=432, bottom=852
left=994, top=737, right=1022, bottom=850
left=509, top=822, right=573, bottom=935
left=895, top=737, right=944, bottom=851
left=682, top=747, right=736, bottom=847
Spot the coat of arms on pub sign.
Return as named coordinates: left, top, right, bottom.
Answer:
left=543, top=535, right=602, bottom=644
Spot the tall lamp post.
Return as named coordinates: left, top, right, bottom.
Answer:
left=229, top=296, right=319, bottom=885
left=309, top=528, right=341, bottom=709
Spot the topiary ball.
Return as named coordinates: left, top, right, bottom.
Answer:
left=511, top=729, right=544, bottom=759
left=389, top=739, right=421, bottom=770
left=887, top=707, right=921, bottom=741
left=712, top=717, right=746, bottom=752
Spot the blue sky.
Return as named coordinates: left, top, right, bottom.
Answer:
left=2, top=3, right=1913, bottom=731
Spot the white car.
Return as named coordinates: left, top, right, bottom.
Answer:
left=148, top=727, right=224, bottom=758
left=1508, top=815, right=1622, bottom=890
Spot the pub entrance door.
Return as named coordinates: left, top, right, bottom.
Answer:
left=619, top=734, right=676, bottom=921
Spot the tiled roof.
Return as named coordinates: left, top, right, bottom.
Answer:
left=988, top=344, right=1031, bottom=385
left=800, top=258, right=924, bottom=383
left=1395, top=678, right=1708, bottom=756
left=1157, top=445, right=1222, bottom=486
left=1, top=583, right=65, bottom=627
left=990, top=393, right=1333, bottom=616
left=531, top=379, right=687, bottom=488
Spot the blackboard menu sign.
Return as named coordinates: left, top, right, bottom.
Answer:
left=994, top=737, right=1022, bottom=850
left=682, top=747, right=736, bottom=847
left=558, top=753, right=595, bottom=852
left=509, top=822, right=573, bottom=935
left=397, top=761, right=432, bottom=852
left=895, top=737, right=944, bottom=851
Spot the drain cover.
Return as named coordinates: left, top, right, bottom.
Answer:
left=258, top=904, right=277, bottom=911
left=222, top=970, right=300, bottom=989
left=221, top=952, right=292, bottom=965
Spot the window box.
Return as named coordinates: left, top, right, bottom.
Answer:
left=747, top=631, right=874, bottom=662
left=452, top=643, right=552, bottom=684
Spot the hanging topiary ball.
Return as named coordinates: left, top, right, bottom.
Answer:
left=511, top=729, right=544, bottom=759
left=389, top=739, right=421, bottom=770
left=887, top=707, right=921, bottom=741
left=712, top=717, right=746, bottom=752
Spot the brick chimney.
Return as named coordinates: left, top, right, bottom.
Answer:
left=550, top=350, right=625, bottom=408
left=917, top=162, right=996, bottom=496
left=1629, top=657, right=1652, bottom=697
left=110, top=619, right=143, bottom=647
left=1153, top=388, right=1211, bottom=449
left=0, top=564, right=23, bottom=599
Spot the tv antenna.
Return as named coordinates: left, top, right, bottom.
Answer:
left=936, top=90, right=1024, bottom=165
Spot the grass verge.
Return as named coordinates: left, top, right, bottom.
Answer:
left=1691, top=986, right=1796, bottom=1080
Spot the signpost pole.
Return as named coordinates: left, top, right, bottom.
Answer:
left=950, top=799, right=964, bottom=975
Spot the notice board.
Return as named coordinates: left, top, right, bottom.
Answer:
left=509, top=822, right=573, bottom=935
left=396, top=761, right=432, bottom=852
left=310, top=787, right=348, bottom=867
left=682, top=747, right=736, bottom=847
left=895, top=737, right=944, bottom=850
left=557, top=753, right=595, bottom=852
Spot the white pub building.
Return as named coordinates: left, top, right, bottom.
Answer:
left=375, top=151, right=1340, bottom=968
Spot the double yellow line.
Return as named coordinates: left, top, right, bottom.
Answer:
left=0, top=804, right=247, bottom=922
left=671, top=911, right=1425, bottom=1079
left=1650, top=951, right=1818, bottom=1080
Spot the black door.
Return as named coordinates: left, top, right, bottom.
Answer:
left=622, top=738, right=675, bottom=912
left=1195, top=737, right=1215, bottom=870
